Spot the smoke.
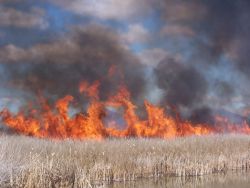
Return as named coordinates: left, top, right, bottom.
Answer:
left=160, top=0, right=250, bottom=71
left=154, top=58, right=207, bottom=108
left=189, top=106, right=214, bottom=125
left=230, top=1, right=250, bottom=78
left=152, top=0, right=250, bottom=122
left=160, top=0, right=240, bottom=61
left=0, top=25, right=146, bottom=104
left=1, top=0, right=250, bottom=125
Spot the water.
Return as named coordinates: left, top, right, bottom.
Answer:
left=106, top=171, right=250, bottom=188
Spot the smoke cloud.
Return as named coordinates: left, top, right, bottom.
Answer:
left=1, top=0, right=250, bottom=125
left=159, top=0, right=250, bottom=71
left=0, top=25, right=146, bottom=104
left=151, top=0, right=250, bottom=122
left=154, top=58, right=207, bottom=108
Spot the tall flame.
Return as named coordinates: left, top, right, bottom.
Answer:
left=0, top=81, right=250, bottom=140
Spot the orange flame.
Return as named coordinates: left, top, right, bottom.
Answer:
left=1, top=81, right=250, bottom=140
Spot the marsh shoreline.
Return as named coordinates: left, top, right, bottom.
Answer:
left=1, top=134, right=250, bottom=187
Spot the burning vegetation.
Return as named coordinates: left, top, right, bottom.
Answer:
left=1, top=1, right=250, bottom=187
left=1, top=79, right=250, bottom=140
left=1, top=1, right=250, bottom=140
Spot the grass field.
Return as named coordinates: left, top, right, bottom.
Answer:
left=0, top=134, right=250, bottom=187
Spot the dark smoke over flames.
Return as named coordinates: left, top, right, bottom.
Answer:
left=0, top=25, right=146, bottom=105
left=155, top=58, right=207, bottom=108
left=0, top=0, right=250, bottom=126
left=153, top=0, right=250, bottom=122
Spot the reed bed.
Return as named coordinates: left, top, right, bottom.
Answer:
left=0, top=134, right=250, bottom=187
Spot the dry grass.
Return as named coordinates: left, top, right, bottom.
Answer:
left=0, top=134, right=250, bottom=187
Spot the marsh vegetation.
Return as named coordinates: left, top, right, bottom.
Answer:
left=0, top=134, right=250, bottom=187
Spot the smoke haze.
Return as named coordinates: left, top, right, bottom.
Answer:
left=0, top=0, right=250, bottom=124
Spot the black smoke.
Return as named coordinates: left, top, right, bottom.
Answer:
left=160, top=0, right=246, bottom=62
left=165, top=0, right=250, bottom=74
left=0, top=25, right=146, bottom=104
left=155, top=58, right=207, bottom=108
left=189, top=106, right=214, bottom=125
left=153, top=0, right=250, bottom=123
left=1, top=0, right=250, bottom=125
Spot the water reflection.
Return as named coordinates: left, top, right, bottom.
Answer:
left=106, top=171, right=250, bottom=188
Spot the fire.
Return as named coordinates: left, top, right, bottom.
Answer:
left=1, top=81, right=250, bottom=140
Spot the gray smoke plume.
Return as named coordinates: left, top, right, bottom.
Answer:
left=189, top=106, right=214, bottom=125
left=160, top=0, right=250, bottom=71
left=153, top=0, right=250, bottom=122
left=160, top=0, right=242, bottom=61
left=154, top=58, right=207, bottom=108
left=1, top=0, right=250, bottom=125
left=0, top=25, right=146, bottom=104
